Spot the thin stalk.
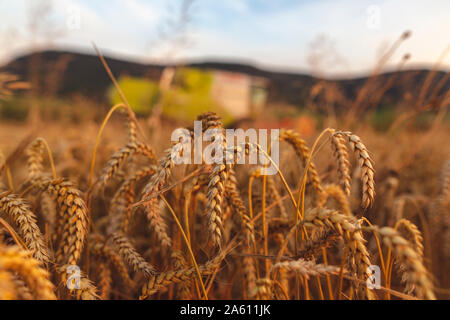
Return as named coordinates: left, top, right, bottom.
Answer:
left=160, top=195, right=208, bottom=300
left=40, top=138, right=56, bottom=179
left=0, top=217, right=27, bottom=250
left=5, top=166, right=13, bottom=191
left=88, top=103, right=126, bottom=188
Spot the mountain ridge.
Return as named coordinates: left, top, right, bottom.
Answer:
left=1, top=50, right=448, bottom=108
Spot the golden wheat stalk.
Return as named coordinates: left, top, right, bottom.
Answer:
left=266, top=175, right=288, bottom=218
left=171, top=250, right=192, bottom=300
left=270, top=258, right=342, bottom=279
left=0, top=269, right=17, bottom=300
left=207, top=164, right=228, bottom=247
left=0, top=192, right=50, bottom=263
left=437, top=160, right=450, bottom=260
left=318, top=184, right=352, bottom=216
left=279, top=130, right=323, bottom=196
left=225, top=169, right=255, bottom=244
left=330, top=131, right=351, bottom=196
left=96, top=261, right=113, bottom=300
left=368, top=226, right=435, bottom=299
left=140, top=252, right=226, bottom=299
left=39, top=178, right=87, bottom=265
left=0, top=245, right=56, bottom=300
left=340, top=131, right=375, bottom=209
left=40, top=192, right=57, bottom=234
left=58, top=265, right=99, bottom=300
left=99, top=142, right=155, bottom=189
left=26, top=138, right=45, bottom=180
left=127, top=115, right=137, bottom=144
left=394, top=219, right=425, bottom=295
left=97, top=262, right=112, bottom=300
left=249, top=278, right=273, bottom=300
left=11, top=275, right=33, bottom=300
left=91, top=240, right=135, bottom=289
left=140, top=147, right=179, bottom=249
left=112, top=233, right=156, bottom=278
left=397, top=219, right=424, bottom=258
left=297, top=229, right=339, bottom=260
left=110, top=166, right=156, bottom=234
left=243, top=254, right=257, bottom=297
left=440, top=160, right=450, bottom=201
left=393, top=197, right=406, bottom=221
left=202, top=113, right=229, bottom=248
left=304, top=207, right=376, bottom=299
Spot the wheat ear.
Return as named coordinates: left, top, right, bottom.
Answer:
left=243, top=254, right=257, bottom=297
left=58, top=265, right=99, bottom=300
left=266, top=175, right=288, bottom=218
left=110, top=166, right=156, bottom=234
left=280, top=130, right=323, bottom=196
left=0, top=269, right=17, bottom=299
left=99, top=142, right=155, bottom=189
left=91, top=241, right=135, bottom=289
left=127, top=115, right=137, bottom=144
left=26, top=138, right=45, bottom=180
left=11, top=275, right=33, bottom=300
left=439, top=159, right=450, bottom=201
left=225, top=169, right=255, bottom=244
left=0, top=192, right=50, bottom=263
left=437, top=160, right=450, bottom=260
left=270, top=259, right=342, bottom=279
left=330, top=131, right=351, bottom=196
left=201, top=112, right=229, bottom=248
left=304, top=207, right=376, bottom=299
left=40, top=192, right=57, bottom=235
left=40, top=178, right=87, bottom=265
left=97, top=262, right=112, bottom=300
left=171, top=250, right=192, bottom=299
left=341, top=131, right=375, bottom=209
left=368, top=226, right=435, bottom=299
left=249, top=278, right=274, bottom=300
left=395, top=219, right=425, bottom=294
left=112, top=233, right=156, bottom=278
left=318, top=184, right=352, bottom=216
left=0, top=245, right=56, bottom=299
left=140, top=252, right=226, bottom=299
left=141, top=147, right=177, bottom=249
left=297, top=229, right=339, bottom=260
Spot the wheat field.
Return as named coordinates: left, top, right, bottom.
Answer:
left=0, top=45, right=449, bottom=300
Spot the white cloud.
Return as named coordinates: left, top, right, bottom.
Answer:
left=186, top=0, right=450, bottom=75
left=0, top=0, right=448, bottom=75
left=118, top=0, right=162, bottom=27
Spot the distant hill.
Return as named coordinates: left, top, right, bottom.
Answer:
left=1, top=50, right=448, bottom=108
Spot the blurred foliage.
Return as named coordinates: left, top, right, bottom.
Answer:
left=0, top=96, right=102, bottom=123
left=108, top=69, right=233, bottom=125
left=413, top=111, right=440, bottom=130
left=371, top=106, right=397, bottom=132
left=0, top=97, right=29, bottom=120
left=162, top=68, right=233, bottom=125
left=109, top=76, right=160, bottom=116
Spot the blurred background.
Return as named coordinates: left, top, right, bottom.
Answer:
left=0, top=0, right=450, bottom=298
left=0, top=0, right=449, bottom=130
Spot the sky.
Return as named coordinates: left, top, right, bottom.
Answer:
left=0, top=0, right=449, bottom=77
